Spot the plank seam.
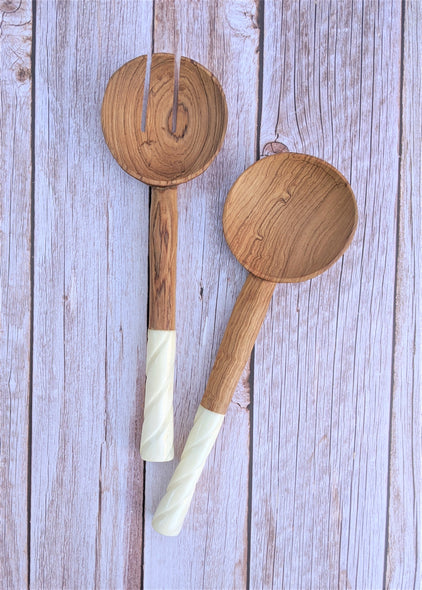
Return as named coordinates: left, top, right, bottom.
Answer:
left=141, top=5, right=156, bottom=588
left=255, top=0, right=265, bottom=161
left=27, top=1, right=37, bottom=587
left=382, top=0, right=407, bottom=587
left=247, top=1, right=265, bottom=587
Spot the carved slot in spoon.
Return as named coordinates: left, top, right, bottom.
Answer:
left=152, top=152, right=358, bottom=535
left=101, top=53, right=227, bottom=462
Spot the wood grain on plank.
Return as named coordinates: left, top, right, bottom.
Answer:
left=386, top=0, right=421, bottom=587
left=0, top=1, right=32, bottom=587
left=143, top=1, right=260, bottom=588
left=3, top=0, right=417, bottom=587
left=251, top=1, right=403, bottom=588
left=30, top=1, right=152, bottom=588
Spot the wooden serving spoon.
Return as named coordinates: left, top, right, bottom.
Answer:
left=152, top=152, right=358, bottom=535
left=101, top=53, right=227, bottom=462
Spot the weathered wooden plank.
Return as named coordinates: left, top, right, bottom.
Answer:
left=30, top=1, right=152, bottom=588
left=386, top=0, right=421, bottom=587
left=0, top=0, right=32, bottom=587
left=251, top=1, right=402, bottom=588
left=143, top=1, right=259, bottom=587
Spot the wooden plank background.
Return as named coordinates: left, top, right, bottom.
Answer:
left=0, top=0, right=420, bottom=589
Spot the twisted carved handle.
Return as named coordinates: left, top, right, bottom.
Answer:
left=152, top=274, right=276, bottom=534
left=152, top=405, right=224, bottom=536
left=140, top=329, right=176, bottom=462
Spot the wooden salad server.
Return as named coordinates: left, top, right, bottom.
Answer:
left=102, top=54, right=227, bottom=462
left=152, top=152, right=358, bottom=534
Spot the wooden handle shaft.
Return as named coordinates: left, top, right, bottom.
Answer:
left=201, top=273, right=276, bottom=414
left=148, top=186, right=178, bottom=330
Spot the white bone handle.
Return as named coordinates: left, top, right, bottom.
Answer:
left=140, top=329, right=176, bottom=462
left=152, top=405, right=224, bottom=535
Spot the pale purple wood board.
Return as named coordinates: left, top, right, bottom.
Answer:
left=0, top=1, right=419, bottom=588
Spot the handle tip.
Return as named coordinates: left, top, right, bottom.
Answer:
left=152, top=513, right=183, bottom=537
left=140, top=442, right=174, bottom=463
left=151, top=405, right=224, bottom=535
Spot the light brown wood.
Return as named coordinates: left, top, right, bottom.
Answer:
left=101, top=53, right=227, bottom=187
left=101, top=51, right=227, bottom=334
left=223, top=153, right=358, bottom=283
left=201, top=273, right=276, bottom=414
left=202, top=152, right=357, bottom=416
left=149, top=186, right=177, bottom=330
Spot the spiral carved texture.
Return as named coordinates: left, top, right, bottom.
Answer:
left=152, top=405, right=224, bottom=536
left=140, top=329, right=176, bottom=462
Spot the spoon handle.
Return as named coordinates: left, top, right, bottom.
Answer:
left=140, top=186, right=177, bottom=462
left=152, top=273, right=275, bottom=535
left=201, top=273, right=276, bottom=413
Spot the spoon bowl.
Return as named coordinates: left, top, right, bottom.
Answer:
left=102, top=53, right=227, bottom=186
left=223, top=153, right=357, bottom=282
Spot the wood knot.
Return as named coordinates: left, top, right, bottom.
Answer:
left=225, top=1, right=258, bottom=38
left=262, top=141, right=290, bottom=157
left=168, top=103, right=188, bottom=139
left=278, top=190, right=291, bottom=204
left=16, top=66, right=31, bottom=82
left=0, top=0, right=20, bottom=12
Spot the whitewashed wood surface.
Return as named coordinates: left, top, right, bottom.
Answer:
left=0, top=1, right=420, bottom=589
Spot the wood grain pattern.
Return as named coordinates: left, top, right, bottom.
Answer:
left=251, top=1, right=405, bottom=588
left=0, top=1, right=32, bottom=587
left=102, top=49, right=227, bottom=350
left=203, top=152, right=357, bottom=415
left=101, top=53, right=227, bottom=186
left=202, top=273, right=275, bottom=414
left=223, top=153, right=358, bottom=283
left=0, top=0, right=419, bottom=588
left=30, top=1, right=152, bottom=588
left=149, top=187, right=177, bottom=330
left=386, top=0, right=421, bottom=586
left=143, top=1, right=260, bottom=588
